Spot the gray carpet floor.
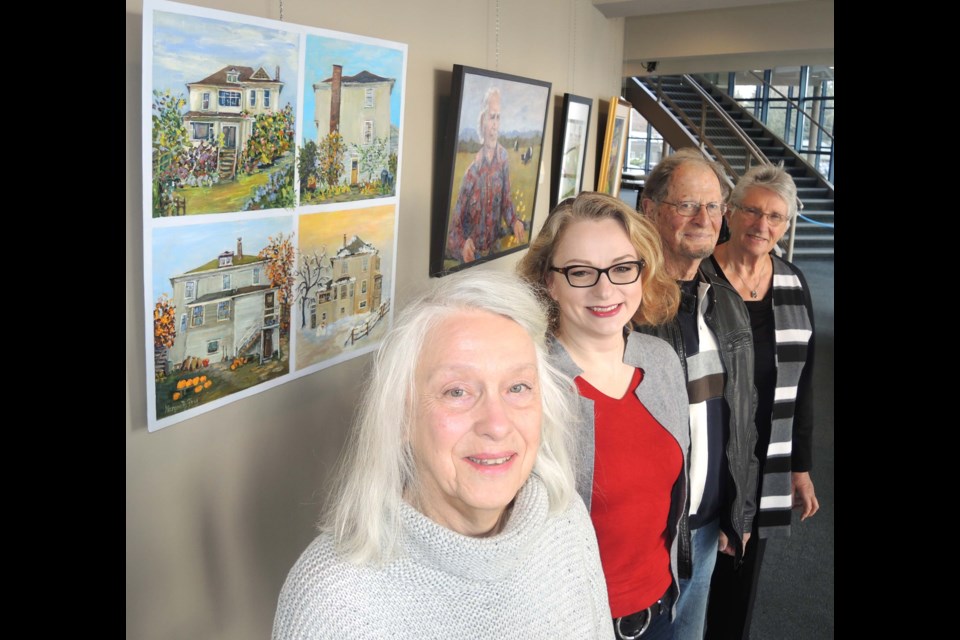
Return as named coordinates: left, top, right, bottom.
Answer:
left=748, top=258, right=834, bottom=640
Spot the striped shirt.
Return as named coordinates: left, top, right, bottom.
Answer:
left=677, top=278, right=728, bottom=529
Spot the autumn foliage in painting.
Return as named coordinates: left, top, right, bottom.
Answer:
left=240, top=104, right=295, bottom=174
left=258, top=233, right=295, bottom=333
left=154, top=294, right=177, bottom=349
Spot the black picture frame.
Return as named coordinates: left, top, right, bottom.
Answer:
left=551, top=93, right=593, bottom=209
left=430, top=64, right=551, bottom=276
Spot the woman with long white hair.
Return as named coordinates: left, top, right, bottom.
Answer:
left=273, top=270, right=613, bottom=639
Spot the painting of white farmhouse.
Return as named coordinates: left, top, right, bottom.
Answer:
left=295, top=206, right=395, bottom=370
left=149, top=7, right=299, bottom=217
left=299, top=35, right=405, bottom=205
left=151, top=218, right=295, bottom=424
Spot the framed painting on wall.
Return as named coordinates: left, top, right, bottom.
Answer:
left=596, top=97, right=631, bottom=197
left=430, top=65, right=551, bottom=276
left=551, top=93, right=592, bottom=209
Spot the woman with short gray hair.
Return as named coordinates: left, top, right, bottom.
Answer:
left=706, top=164, right=819, bottom=639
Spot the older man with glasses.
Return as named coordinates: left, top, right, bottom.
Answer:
left=636, top=148, right=760, bottom=640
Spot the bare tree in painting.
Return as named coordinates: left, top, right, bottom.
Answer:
left=295, top=248, right=331, bottom=329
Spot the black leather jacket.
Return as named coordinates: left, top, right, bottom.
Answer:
left=635, top=259, right=759, bottom=573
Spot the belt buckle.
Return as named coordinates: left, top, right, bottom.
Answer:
left=615, top=607, right=651, bottom=640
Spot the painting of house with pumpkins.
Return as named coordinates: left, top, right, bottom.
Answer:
left=151, top=218, right=294, bottom=420
left=150, top=9, right=300, bottom=217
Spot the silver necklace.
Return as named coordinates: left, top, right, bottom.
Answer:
left=732, top=259, right=767, bottom=299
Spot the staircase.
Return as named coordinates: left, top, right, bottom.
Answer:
left=218, top=148, right=238, bottom=181
left=626, top=75, right=834, bottom=260
left=235, top=321, right=262, bottom=361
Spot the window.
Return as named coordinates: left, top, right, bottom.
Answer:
left=222, top=274, right=231, bottom=290
left=361, top=280, right=367, bottom=294
left=362, top=256, right=369, bottom=272
left=218, top=300, right=231, bottom=321
left=226, top=70, right=239, bottom=83
left=309, top=302, right=317, bottom=329
left=248, top=90, right=256, bottom=108
left=253, top=267, right=261, bottom=284
left=349, top=283, right=355, bottom=297
left=321, top=312, right=327, bottom=322
left=264, top=90, right=271, bottom=108
left=359, top=300, right=368, bottom=310
left=341, top=260, right=348, bottom=275
left=207, top=340, right=219, bottom=354
left=184, top=280, right=197, bottom=300
left=623, top=108, right=666, bottom=177
left=219, top=90, right=241, bottom=107
left=364, top=88, right=374, bottom=108
left=202, top=92, right=211, bottom=110
left=340, top=284, right=347, bottom=299
left=180, top=314, right=187, bottom=334
left=191, top=122, right=214, bottom=142
left=363, top=120, right=374, bottom=145
left=191, top=306, right=204, bottom=327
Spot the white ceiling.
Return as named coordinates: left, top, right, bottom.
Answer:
left=595, top=0, right=835, bottom=77
left=592, top=0, right=803, bottom=19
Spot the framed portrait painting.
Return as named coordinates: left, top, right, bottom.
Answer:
left=597, top=97, right=631, bottom=197
left=431, top=65, right=551, bottom=276
left=551, top=93, right=593, bottom=209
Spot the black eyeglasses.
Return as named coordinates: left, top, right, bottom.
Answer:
left=549, top=260, right=646, bottom=288
left=660, top=200, right=727, bottom=217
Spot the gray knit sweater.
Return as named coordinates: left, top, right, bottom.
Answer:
left=272, top=475, right=614, bottom=639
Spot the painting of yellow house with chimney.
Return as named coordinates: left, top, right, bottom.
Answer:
left=149, top=9, right=299, bottom=217
left=298, top=35, right=405, bottom=204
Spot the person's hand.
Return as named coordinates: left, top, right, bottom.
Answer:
left=718, top=531, right=750, bottom=556
left=462, top=237, right=476, bottom=263
left=792, top=471, right=819, bottom=521
left=512, top=219, right=526, bottom=244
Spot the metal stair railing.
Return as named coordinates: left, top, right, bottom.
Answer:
left=650, top=75, right=768, bottom=182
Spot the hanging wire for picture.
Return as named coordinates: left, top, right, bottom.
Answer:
left=571, top=0, right=577, bottom=92
left=495, top=0, right=501, bottom=70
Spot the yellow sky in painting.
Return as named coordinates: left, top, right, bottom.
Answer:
left=299, top=205, right=395, bottom=256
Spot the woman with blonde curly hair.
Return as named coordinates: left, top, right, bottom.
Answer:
left=519, top=191, right=689, bottom=639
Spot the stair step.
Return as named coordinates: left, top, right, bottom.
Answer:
left=790, top=249, right=834, bottom=261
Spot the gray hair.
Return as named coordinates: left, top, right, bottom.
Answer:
left=729, top=163, right=799, bottom=220
left=641, top=147, right=730, bottom=209
left=323, top=270, right=576, bottom=564
left=477, top=86, right=501, bottom=145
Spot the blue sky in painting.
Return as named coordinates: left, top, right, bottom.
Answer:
left=457, top=73, right=550, bottom=141
left=152, top=10, right=300, bottom=115
left=301, top=34, right=404, bottom=144
left=152, top=218, right=295, bottom=301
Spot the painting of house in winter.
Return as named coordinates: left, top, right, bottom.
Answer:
left=149, top=9, right=299, bottom=217
left=151, top=219, right=294, bottom=423
left=295, top=206, right=396, bottom=370
left=299, top=35, right=406, bottom=204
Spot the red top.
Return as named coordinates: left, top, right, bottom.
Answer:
left=576, top=367, right=682, bottom=617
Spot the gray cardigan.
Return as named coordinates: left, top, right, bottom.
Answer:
left=548, top=331, right=690, bottom=616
